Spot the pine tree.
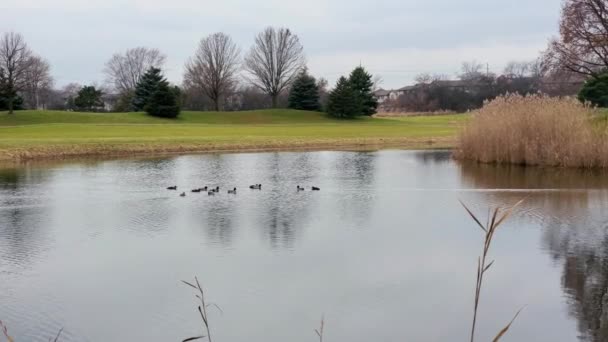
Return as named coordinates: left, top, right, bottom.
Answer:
left=348, top=66, right=378, bottom=116
left=132, top=67, right=164, bottom=111
left=74, top=86, right=104, bottom=112
left=288, top=68, right=321, bottom=111
left=579, top=72, right=608, bottom=107
left=145, top=80, right=181, bottom=118
left=326, top=76, right=361, bottom=118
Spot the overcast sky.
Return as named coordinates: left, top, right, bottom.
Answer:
left=0, top=0, right=562, bottom=89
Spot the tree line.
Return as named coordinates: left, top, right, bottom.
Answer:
left=0, top=27, right=378, bottom=118
left=5, top=0, right=608, bottom=116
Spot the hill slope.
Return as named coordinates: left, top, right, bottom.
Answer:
left=0, top=110, right=467, bottom=161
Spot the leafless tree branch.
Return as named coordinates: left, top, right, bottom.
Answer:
left=104, top=47, right=166, bottom=94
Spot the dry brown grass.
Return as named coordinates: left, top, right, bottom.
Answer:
left=456, top=94, right=608, bottom=168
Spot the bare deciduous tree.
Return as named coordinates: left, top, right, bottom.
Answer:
left=460, top=60, right=486, bottom=80
left=24, top=55, right=53, bottom=109
left=104, top=47, right=166, bottom=94
left=244, top=27, right=305, bottom=108
left=0, top=32, right=33, bottom=113
left=414, top=73, right=447, bottom=85
left=545, top=0, right=608, bottom=76
left=184, top=32, right=240, bottom=111
left=372, top=74, right=384, bottom=91
left=503, top=61, right=533, bottom=78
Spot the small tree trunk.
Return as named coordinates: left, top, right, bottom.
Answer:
left=8, top=96, right=14, bottom=114
left=214, top=98, right=220, bottom=112
left=271, top=94, right=278, bottom=108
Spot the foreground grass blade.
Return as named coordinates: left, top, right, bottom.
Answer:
left=183, top=336, right=206, bottom=342
left=492, top=307, right=525, bottom=342
left=50, top=328, right=63, bottom=342
left=0, top=321, right=14, bottom=342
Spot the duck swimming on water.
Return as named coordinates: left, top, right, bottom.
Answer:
left=167, top=186, right=177, bottom=190
left=228, top=187, right=237, bottom=194
left=297, top=186, right=305, bottom=191
left=312, top=186, right=320, bottom=191
left=180, top=192, right=186, bottom=197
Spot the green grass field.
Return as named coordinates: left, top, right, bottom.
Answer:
left=0, top=109, right=467, bottom=161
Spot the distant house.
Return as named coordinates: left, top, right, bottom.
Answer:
left=373, top=89, right=391, bottom=103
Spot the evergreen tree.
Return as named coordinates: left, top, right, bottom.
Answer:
left=326, top=76, right=361, bottom=118
left=74, top=86, right=104, bottom=112
left=288, top=68, right=321, bottom=111
left=579, top=72, right=608, bottom=107
left=145, top=80, right=181, bottom=118
left=0, top=85, right=24, bottom=111
left=132, top=67, right=164, bottom=111
left=348, top=66, right=378, bottom=116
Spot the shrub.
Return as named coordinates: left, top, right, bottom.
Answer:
left=145, top=81, right=181, bottom=118
left=456, top=94, right=608, bottom=168
left=578, top=73, right=608, bottom=107
left=74, top=85, right=104, bottom=112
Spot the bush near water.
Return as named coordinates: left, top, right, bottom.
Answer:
left=456, top=94, right=608, bottom=168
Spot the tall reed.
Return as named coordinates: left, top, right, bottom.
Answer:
left=460, top=199, right=524, bottom=342
left=456, top=94, right=608, bottom=168
left=182, top=277, right=222, bottom=342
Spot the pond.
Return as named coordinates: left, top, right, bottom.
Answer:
left=0, top=150, right=607, bottom=341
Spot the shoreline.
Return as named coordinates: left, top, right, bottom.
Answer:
left=0, top=136, right=456, bottom=166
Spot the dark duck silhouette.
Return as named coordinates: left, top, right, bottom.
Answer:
left=297, top=186, right=305, bottom=191
left=167, top=186, right=177, bottom=190
left=312, top=186, right=320, bottom=191
left=249, top=184, right=262, bottom=190
left=228, top=187, right=237, bottom=194
left=179, top=192, right=186, bottom=197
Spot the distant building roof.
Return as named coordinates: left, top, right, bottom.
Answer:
left=374, top=88, right=390, bottom=96
left=397, top=85, right=421, bottom=91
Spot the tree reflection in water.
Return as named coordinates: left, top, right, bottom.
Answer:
left=460, top=161, right=608, bottom=342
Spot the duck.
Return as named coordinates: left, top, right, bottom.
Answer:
left=228, top=187, right=237, bottom=194
left=312, top=186, right=320, bottom=191
left=208, top=191, right=215, bottom=196
left=202, top=186, right=208, bottom=191
left=192, top=188, right=202, bottom=193
left=297, top=185, right=305, bottom=191
left=167, top=186, right=177, bottom=190
left=215, top=186, right=220, bottom=192
left=179, top=192, right=186, bottom=197
left=249, top=184, right=262, bottom=190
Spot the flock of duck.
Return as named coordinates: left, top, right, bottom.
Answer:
left=166, top=184, right=320, bottom=197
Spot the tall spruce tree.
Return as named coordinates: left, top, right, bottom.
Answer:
left=326, top=76, right=360, bottom=118
left=288, top=68, right=321, bottom=111
left=348, top=66, right=378, bottom=116
left=132, top=67, right=163, bottom=111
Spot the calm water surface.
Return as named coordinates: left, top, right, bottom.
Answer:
left=1, top=150, right=607, bottom=341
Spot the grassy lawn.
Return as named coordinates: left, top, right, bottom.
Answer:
left=0, top=109, right=468, bottom=161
